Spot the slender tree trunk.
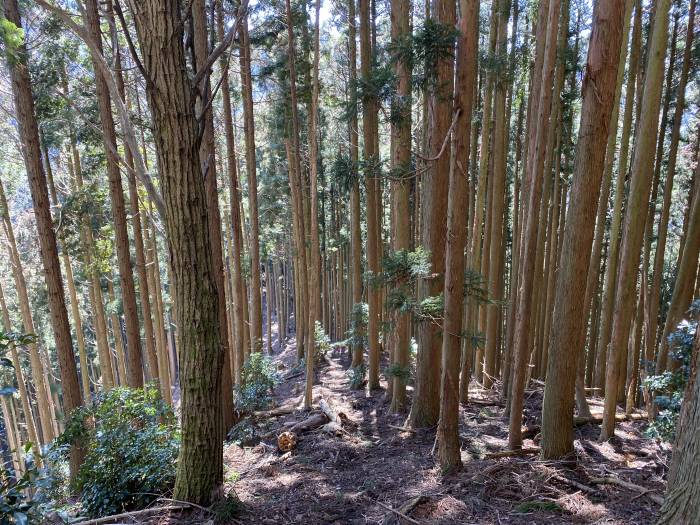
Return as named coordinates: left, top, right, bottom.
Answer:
left=436, top=0, right=476, bottom=470
left=388, top=0, right=412, bottom=412
left=600, top=0, right=671, bottom=441
left=0, top=181, right=56, bottom=444
left=651, top=0, right=696, bottom=372
left=359, top=0, right=382, bottom=391
left=3, top=0, right=84, bottom=475
left=84, top=0, right=144, bottom=388
left=483, top=0, right=511, bottom=389
left=508, top=0, right=561, bottom=450
left=0, top=282, right=41, bottom=464
left=348, top=0, right=363, bottom=372
left=594, top=0, right=642, bottom=391
left=239, top=8, right=263, bottom=356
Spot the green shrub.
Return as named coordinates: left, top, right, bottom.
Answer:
left=644, top=301, right=699, bottom=441
left=58, top=385, right=179, bottom=518
left=235, top=353, right=279, bottom=412
left=0, top=445, right=39, bottom=525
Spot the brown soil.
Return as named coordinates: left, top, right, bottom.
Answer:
left=209, top=341, right=670, bottom=525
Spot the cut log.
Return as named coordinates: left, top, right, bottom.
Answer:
left=590, top=476, right=664, bottom=505
left=277, top=431, right=298, bottom=451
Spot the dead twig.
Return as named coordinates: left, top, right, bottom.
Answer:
left=590, top=475, right=664, bottom=505
left=375, top=499, right=423, bottom=525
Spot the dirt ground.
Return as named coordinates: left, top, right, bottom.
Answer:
left=200, top=341, right=671, bottom=525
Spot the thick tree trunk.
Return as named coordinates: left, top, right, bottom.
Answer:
left=132, top=0, right=225, bottom=504
left=657, top=311, right=700, bottom=524
left=541, top=0, right=627, bottom=458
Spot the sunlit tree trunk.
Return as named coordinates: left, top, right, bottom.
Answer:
left=436, top=0, right=476, bottom=469
left=600, top=0, right=671, bottom=441
left=3, top=0, right=84, bottom=475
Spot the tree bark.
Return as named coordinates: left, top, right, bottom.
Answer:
left=3, top=0, right=84, bottom=475
left=600, top=0, right=671, bottom=441
left=436, top=0, right=476, bottom=470
left=131, top=0, right=225, bottom=504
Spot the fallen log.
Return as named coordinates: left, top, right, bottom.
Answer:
left=590, top=475, right=664, bottom=505
left=521, top=413, right=647, bottom=438
left=288, top=411, right=329, bottom=433
left=253, top=405, right=298, bottom=419
left=484, top=447, right=540, bottom=459
left=319, top=398, right=341, bottom=423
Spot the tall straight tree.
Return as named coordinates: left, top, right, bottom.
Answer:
left=436, top=0, right=477, bottom=469
left=408, top=0, right=454, bottom=428
left=600, top=0, right=671, bottom=441
left=84, top=0, right=144, bottom=387
left=130, top=0, right=230, bottom=504
left=192, top=0, right=234, bottom=431
left=508, top=0, right=561, bottom=449
left=3, top=0, right=84, bottom=475
left=483, top=0, right=511, bottom=388
left=348, top=0, right=364, bottom=372
left=388, top=0, right=412, bottom=412
left=239, top=5, right=263, bottom=355
left=360, top=0, right=382, bottom=390
left=540, top=0, right=627, bottom=459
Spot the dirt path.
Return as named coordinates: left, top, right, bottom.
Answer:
left=222, top=341, right=669, bottom=524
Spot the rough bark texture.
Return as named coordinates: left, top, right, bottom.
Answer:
left=436, top=0, right=476, bottom=470
left=657, top=312, right=700, bottom=524
left=541, top=0, right=626, bottom=459
left=388, top=0, right=412, bottom=412
left=360, top=0, right=382, bottom=391
left=131, top=0, right=224, bottom=504
left=3, top=0, right=84, bottom=474
left=192, top=0, right=234, bottom=432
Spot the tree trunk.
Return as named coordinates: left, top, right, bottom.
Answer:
left=359, top=0, right=382, bottom=391
left=508, top=0, right=561, bottom=449
left=657, top=309, right=700, bottom=524
left=132, top=0, right=224, bottom=504
left=3, top=0, right=84, bottom=475
left=239, top=8, right=264, bottom=356
left=600, top=0, right=671, bottom=441
left=84, top=0, right=143, bottom=388
left=436, top=0, right=476, bottom=470
left=388, top=0, right=412, bottom=412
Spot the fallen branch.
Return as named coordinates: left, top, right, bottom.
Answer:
left=484, top=447, right=540, bottom=459
left=253, top=405, right=298, bottom=418
left=590, top=476, right=664, bottom=505
left=551, top=474, right=598, bottom=495
left=381, top=495, right=428, bottom=525
left=388, top=424, right=417, bottom=434
left=521, top=413, right=647, bottom=438
left=375, top=499, right=423, bottom=525
left=74, top=504, right=188, bottom=525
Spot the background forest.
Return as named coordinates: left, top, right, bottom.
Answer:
left=0, top=0, right=699, bottom=522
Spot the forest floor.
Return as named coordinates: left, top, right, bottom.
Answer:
left=155, top=338, right=670, bottom=525
left=209, top=340, right=669, bottom=525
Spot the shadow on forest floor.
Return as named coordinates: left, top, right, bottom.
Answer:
left=176, top=335, right=669, bottom=524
